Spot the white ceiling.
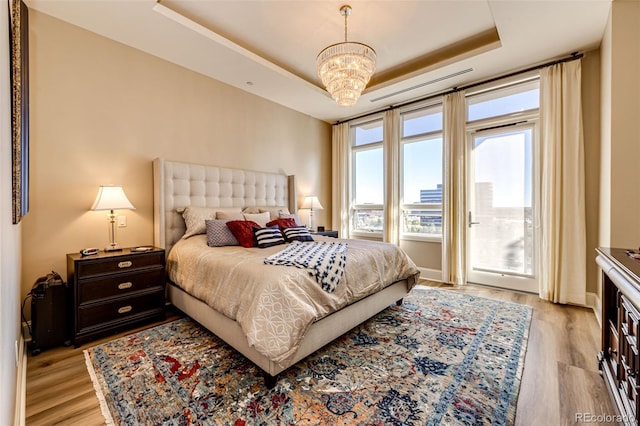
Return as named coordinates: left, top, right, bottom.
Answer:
left=25, top=0, right=612, bottom=123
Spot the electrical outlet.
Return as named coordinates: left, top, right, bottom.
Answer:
left=118, top=215, right=127, bottom=227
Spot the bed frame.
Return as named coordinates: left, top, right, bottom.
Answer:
left=153, top=158, right=409, bottom=386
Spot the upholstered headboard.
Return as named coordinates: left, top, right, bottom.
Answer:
left=153, top=158, right=297, bottom=254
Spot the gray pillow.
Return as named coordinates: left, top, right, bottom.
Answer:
left=205, top=219, right=239, bottom=247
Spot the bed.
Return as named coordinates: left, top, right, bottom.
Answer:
left=152, top=158, right=420, bottom=386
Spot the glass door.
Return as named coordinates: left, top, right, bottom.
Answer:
left=467, top=123, right=537, bottom=293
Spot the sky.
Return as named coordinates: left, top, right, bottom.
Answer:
left=473, top=128, right=532, bottom=208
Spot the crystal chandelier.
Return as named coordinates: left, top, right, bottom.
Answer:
left=316, top=5, right=376, bottom=107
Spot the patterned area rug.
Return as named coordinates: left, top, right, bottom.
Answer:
left=84, top=287, right=531, bottom=425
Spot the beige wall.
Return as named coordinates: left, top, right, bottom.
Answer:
left=582, top=49, right=601, bottom=295
left=605, top=0, right=640, bottom=248
left=21, top=11, right=332, bottom=313
left=597, top=0, right=640, bottom=304
left=599, top=5, right=613, bottom=250
left=400, top=240, right=442, bottom=273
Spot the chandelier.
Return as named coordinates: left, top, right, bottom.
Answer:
left=316, top=5, right=376, bottom=107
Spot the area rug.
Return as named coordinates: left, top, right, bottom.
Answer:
left=84, top=287, right=531, bottom=425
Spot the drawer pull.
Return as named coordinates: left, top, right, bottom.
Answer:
left=118, top=282, right=133, bottom=290
left=118, top=261, right=133, bottom=268
left=118, top=305, right=133, bottom=314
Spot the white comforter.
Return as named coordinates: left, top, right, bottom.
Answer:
left=167, top=235, right=420, bottom=364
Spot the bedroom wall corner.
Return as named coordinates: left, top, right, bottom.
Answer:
left=21, top=10, right=332, bottom=321
left=597, top=0, right=640, bottom=315
left=604, top=0, right=640, bottom=248
left=581, top=49, right=601, bottom=297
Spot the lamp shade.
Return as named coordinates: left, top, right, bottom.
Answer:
left=301, top=196, right=324, bottom=211
left=91, top=185, right=135, bottom=211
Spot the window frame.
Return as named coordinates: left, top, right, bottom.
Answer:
left=464, top=77, right=541, bottom=289
left=341, top=74, right=542, bottom=247
left=399, top=102, right=444, bottom=243
left=466, top=74, right=540, bottom=123
left=350, top=116, right=385, bottom=238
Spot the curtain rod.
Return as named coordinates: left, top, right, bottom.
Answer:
left=334, top=52, right=584, bottom=125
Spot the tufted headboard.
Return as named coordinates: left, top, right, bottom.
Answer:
left=153, top=158, right=297, bottom=254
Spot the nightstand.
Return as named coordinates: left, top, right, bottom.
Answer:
left=312, top=230, right=339, bottom=238
left=66, top=247, right=166, bottom=346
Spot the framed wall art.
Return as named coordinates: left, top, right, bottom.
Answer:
left=10, top=0, right=29, bottom=224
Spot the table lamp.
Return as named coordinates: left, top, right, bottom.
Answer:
left=91, top=185, right=135, bottom=251
left=301, top=196, right=324, bottom=232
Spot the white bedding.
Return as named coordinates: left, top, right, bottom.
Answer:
left=167, top=235, right=419, bottom=364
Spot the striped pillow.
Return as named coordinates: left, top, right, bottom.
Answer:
left=253, top=226, right=286, bottom=248
left=282, top=226, right=314, bottom=242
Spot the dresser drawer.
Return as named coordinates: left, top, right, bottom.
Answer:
left=78, top=268, right=164, bottom=304
left=77, top=290, right=164, bottom=331
left=77, top=252, right=164, bottom=278
left=68, top=247, right=167, bottom=346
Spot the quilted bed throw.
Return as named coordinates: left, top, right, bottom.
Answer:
left=264, top=241, right=348, bottom=292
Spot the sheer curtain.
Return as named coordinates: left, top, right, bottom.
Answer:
left=383, top=109, right=400, bottom=245
left=332, top=122, right=350, bottom=239
left=442, top=90, right=467, bottom=285
left=538, top=59, right=586, bottom=305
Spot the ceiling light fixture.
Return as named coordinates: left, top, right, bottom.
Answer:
left=316, top=5, right=376, bottom=107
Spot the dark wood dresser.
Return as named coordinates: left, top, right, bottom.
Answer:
left=67, top=247, right=166, bottom=346
left=597, top=247, right=640, bottom=425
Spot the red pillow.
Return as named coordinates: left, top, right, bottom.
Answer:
left=226, top=220, right=260, bottom=248
left=266, top=218, right=297, bottom=229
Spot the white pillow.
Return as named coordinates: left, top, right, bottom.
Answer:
left=181, top=206, right=217, bottom=239
left=216, top=211, right=245, bottom=220
left=260, top=207, right=291, bottom=220
left=243, top=212, right=270, bottom=227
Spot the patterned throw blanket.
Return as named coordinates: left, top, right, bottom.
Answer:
left=264, top=241, right=348, bottom=292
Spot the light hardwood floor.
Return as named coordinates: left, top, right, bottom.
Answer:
left=25, top=283, right=616, bottom=425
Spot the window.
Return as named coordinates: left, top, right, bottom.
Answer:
left=467, top=79, right=539, bottom=122
left=400, top=105, right=443, bottom=240
left=341, top=74, right=540, bottom=248
left=351, top=118, right=384, bottom=234
left=466, top=79, right=540, bottom=289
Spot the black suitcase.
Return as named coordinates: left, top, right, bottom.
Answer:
left=30, top=272, right=70, bottom=355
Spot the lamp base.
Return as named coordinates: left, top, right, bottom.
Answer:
left=104, top=245, right=122, bottom=252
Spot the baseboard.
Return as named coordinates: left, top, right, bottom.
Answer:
left=417, top=267, right=441, bottom=282
left=13, top=335, right=26, bottom=426
left=586, top=291, right=602, bottom=328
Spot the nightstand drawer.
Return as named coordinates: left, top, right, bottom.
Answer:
left=68, top=247, right=166, bottom=346
left=78, top=290, right=164, bottom=330
left=77, top=252, right=164, bottom=278
left=78, top=268, right=164, bottom=304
